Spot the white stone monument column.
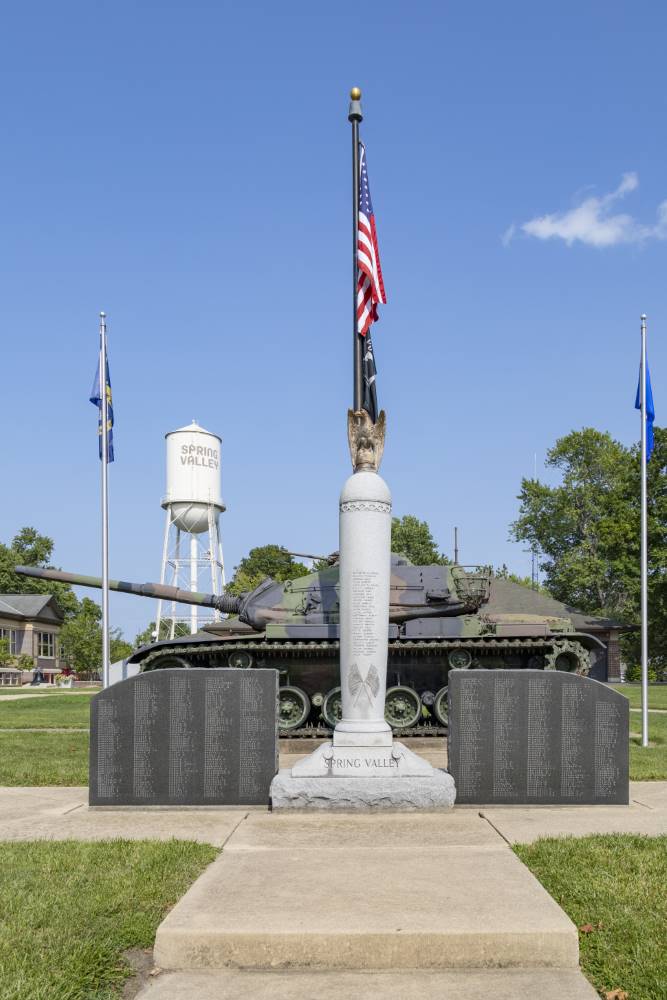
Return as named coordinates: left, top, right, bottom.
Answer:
left=334, top=469, right=392, bottom=747
left=272, top=410, right=456, bottom=803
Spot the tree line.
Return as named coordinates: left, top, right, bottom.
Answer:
left=0, top=528, right=133, bottom=675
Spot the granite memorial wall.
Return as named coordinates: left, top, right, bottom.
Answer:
left=447, top=669, right=629, bottom=805
left=90, top=668, right=278, bottom=806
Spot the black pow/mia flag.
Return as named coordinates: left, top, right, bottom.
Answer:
left=362, top=330, right=378, bottom=423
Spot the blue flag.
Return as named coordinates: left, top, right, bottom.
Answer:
left=90, top=358, right=114, bottom=462
left=635, top=363, right=655, bottom=461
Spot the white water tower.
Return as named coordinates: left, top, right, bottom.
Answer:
left=156, top=421, right=226, bottom=637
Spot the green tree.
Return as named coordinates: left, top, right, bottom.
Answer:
left=625, top=427, right=667, bottom=672
left=226, top=546, right=309, bottom=596
left=511, top=429, right=636, bottom=615
left=60, top=598, right=134, bottom=671
left=511, top=426, right=667, bottom=673
left=0, top=527, right=79, bottom=618
left=494, top=564, right=551, bottom=594
left=134, top=620, right=191, bottom=647
left=59, top=598, right=103, bottom=674
left=391, top=515, right=449, bottom=565
left=110, top=635, right=133, bottom=663
left=0, top=638, right=13, bottom=670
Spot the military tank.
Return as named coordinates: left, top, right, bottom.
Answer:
left=17, top=560, right=603, bottom=736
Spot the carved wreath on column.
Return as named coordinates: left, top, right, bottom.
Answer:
left=347, top=409, right=386, bottom=472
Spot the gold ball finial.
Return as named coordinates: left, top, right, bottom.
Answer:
left=350, top=87, right=361, bottom=100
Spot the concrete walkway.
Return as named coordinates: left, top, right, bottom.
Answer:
left=152, top=811, right=578, bottom=970
left=147, top=809, right=599, bottom=1000
left=0, top=781, right=665, bottom=843
left=2, top=785, right=664, bottom=999
left=136, top=968, right=599, bottom=999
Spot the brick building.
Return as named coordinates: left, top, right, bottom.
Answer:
left=0, top=595, right=67, bottom=684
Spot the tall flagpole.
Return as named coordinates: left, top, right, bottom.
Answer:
left=640, top=313, right=649, bottom=747
left=99, top=311, right=110, bottom=690
left=349, top=87, right=363, bottom=411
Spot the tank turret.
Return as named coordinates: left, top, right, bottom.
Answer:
left=16, top=558, right=489, bottom=630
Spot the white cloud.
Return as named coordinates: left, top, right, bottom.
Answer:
left=507, top=173, right=667, bottom=248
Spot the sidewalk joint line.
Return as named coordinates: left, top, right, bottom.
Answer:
left=220, top=812, right=250, bottom=849
left=62, top=802, right=86, bottom=815
left=478, top=811, right=512, bottom=846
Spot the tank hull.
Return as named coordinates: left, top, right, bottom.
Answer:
left=133, top=631, right=596, bottom=735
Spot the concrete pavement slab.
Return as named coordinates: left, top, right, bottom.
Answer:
left=224, top=809, right=502, bottom=850
left=135, top=967, right=599, bottom=999
left=0, top=786, right=87, bottom=822
left=631, top=780, right=667, bottom=809
left=481, top=802, right=667, bottom=844
left=0, top=788, right=247, bottom=846
left=153, top=845, right=579, bottom=970
left=2, top=782, right=666, bottom=843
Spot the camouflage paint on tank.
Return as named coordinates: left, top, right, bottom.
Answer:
left=15, top=558, right=606, bottom=734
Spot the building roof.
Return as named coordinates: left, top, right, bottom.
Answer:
left=0, top=595, right=65, bottom=624
left=486, top=578, right=630, bottom=633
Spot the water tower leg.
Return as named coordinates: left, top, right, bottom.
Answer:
left=219, top=533, right=226, bottom=589
left=207, top=508, right=225, bottom=618
left=170, top=528, right=181, bottom=640
left=156, top=506, right=172, bottom=640
left=190, top=535, right=198, bottom=635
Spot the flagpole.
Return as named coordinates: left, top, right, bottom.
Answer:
left=640, top=313, right=649, bottom=747
left=99, top=311, right=110, bottom=690
left=349, top=87, right=363, bottom=412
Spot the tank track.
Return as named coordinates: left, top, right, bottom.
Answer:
left=136, top=634, right=591, bottom=736
left=138, top=635, right=590, bottom=673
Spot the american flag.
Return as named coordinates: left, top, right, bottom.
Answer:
left=357, top=143, right=386, bottom=336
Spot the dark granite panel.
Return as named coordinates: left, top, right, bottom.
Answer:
left=90, top=669, right=278, bottom=806
left=448, top=670, right=629, bottom=805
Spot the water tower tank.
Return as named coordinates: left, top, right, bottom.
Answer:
left=162, top=421, right=225, bottom=533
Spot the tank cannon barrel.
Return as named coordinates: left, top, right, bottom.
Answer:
left=14, top=565, right=242, bottom=616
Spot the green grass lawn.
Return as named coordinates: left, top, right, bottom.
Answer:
left=0, top=838, right=217, bottom=1000
left=629, top=712, right=667, bottom=780
left=516, top=834, right=667, bottom=1000
left=0, top=687, right=99, bottom=697
left=0, top=695, right=92, bottom=729
left=0, top=732, right=89, bottom=785
left=608, top=683, right=667, bottom=710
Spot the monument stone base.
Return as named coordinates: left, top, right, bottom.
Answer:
left=270, top=741, right=456, bottom=810
left=270, top=767, right=456, bottom=811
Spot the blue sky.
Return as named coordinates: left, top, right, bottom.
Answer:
left=1, top=1, right=665, bottom=640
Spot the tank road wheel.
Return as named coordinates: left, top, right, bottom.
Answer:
left=527, top=654, right=546, bottom=670
left=447, top=648, right=472, bottom=670
left=321, top=687, right=342, bottom=729
left=278, top=686, right=311, bottom=731
left=384, top=686, right=422, bottom=729
left=549, top=642, right=591, bottom=677
left=148, top=654, right=192, bottom=670
left=228, top=650, right=254, bottom=669
left=433, top=686, right=449, bottom=727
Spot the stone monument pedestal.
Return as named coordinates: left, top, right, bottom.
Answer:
left=270, top=736, right=456, bottom=810
left=270, top=418, right=456, bottom=811
left=269, top=763, right=456, bottom=811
